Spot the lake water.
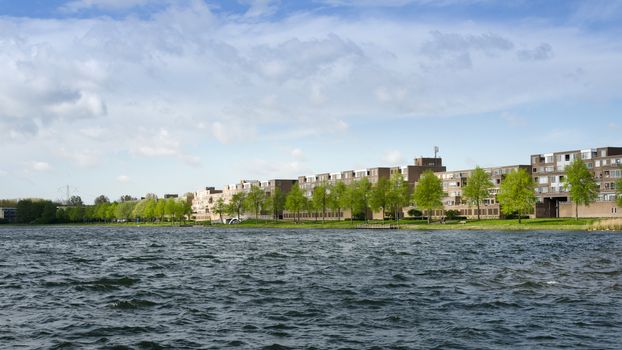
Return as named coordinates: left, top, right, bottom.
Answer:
left=0, top=226, right=621, bottom=349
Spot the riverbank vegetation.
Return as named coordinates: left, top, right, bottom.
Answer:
left=7, top=195, right=192, bottom=225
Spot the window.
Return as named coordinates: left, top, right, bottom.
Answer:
left=565, top=154, right=570, bottom=161
left=596, top=160, right=601, bottom=167
left=546, top=156, right=554, bottom=163
left=557, top=155, right=563, bottom=162
left=539, top=177, right=549, bottom=184
left=587, top=163, right=593, bottom=169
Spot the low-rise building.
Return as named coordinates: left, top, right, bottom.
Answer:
left=532, top=146, right=622, bottom=218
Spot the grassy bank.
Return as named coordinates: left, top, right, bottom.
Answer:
left=210, top=218, right=602, bottom=231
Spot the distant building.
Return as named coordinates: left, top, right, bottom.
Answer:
left=163, top=194, right=179, bottom=199
left=285, top=156, right=446, bottom=221
left=433, top=165, right=531, bottom=219
left=0, top=207, right=17, bottom=223
left=532, top=146, right=622, bottom=218
left=192, top=179, right=297, bottom=222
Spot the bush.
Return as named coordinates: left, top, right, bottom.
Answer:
left=407, top=208, right=423, bottom=217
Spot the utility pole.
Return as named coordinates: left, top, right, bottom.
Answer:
left=434, top=146, right=439, bottom=159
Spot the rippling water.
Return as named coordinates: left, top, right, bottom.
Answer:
left=1, top=226, right=621, bottom=349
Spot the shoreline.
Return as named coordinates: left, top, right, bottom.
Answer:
left=2, top=218, right=620, bottom=232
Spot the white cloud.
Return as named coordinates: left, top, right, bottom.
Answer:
left=0, top=169, right=7, bottom=176
left=609, top=122, right=619, bottom=130
left=1, top=2, right=622, bottom=187
left=30, top=161, right=52, bottom=172
left=117, top=175, right=130, bottom=183
left=58, top=148, right=101, bottom=168
left=383, top=150, right=404, bottom=165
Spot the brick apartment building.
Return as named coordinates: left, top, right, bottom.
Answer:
left=433, top=165, right=531, bottom=219
left=532, top=146, right=622, bottom=218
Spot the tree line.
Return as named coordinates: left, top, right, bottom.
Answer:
left=12, top=195, right=192, bottom=224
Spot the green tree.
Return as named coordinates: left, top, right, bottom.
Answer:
left=370, top=177, right=390, bottom=221
left=563, top=159, right=599, bottom=220
left=68, top=195, right=83, bottom=206
left=285, top=185, right=306, bottom=223
left=412, top=170, right=444, bottom=224
left=352, top=178, right=372, bottom=221
left=67, top=206, right=86, bottom=222
left=245, top=185, right=266, bottom=222
left=328, top=181, right=347, bottom=221
left=386, top=173, right=410, bottom=223
left=265, top=188, right=285, bottom=222
left=164, top=198, right=176, bottom=221
left=155, top=199, right=165, bottom=222
left=227, top=192, right=246, bottom=220
left=462, top=166, right=493, bottom=221
left=214, top=197, right=227, bottom=223
left=312, top=184, right=330, bottom=223
left=341, top=182, right=357, bottom=223
left=115, top=201, right=136, bottom=222
left=498, top=168, right=536, bottom=224
left=94, top=195, right=109, bottom=205
left=144, top=199, right=157, bottom=222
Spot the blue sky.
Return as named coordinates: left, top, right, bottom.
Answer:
left=1, top=0, right=621, bottom=203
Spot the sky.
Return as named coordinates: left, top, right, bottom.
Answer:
left=1, top=0, right=622, bottom=203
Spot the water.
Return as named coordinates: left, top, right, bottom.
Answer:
left=1, top=226, right=621, bottom=349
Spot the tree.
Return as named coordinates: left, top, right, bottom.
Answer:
left=265, top=188, right=285, bottom=222
left=94, top=195, right=110, bottom=205
left=285, top=185, right=306, bottom=223
left=370, top=177, right=390, bottom=221
left=352, top=178, right=372, bottom=222
left=155, top=199, right=165, bottom=221
left=498, top=168, right=536, bottom=224
left=312, top=184, right=330, bottom=223
left=115, top=201, right=136, bottom=222
left=245, top=185, right=266, bottom=221
left=386, top=173, right=410, bottom=223
left=328, top=181, right=347, bottom=221
left=119, top=195, right=136, bottom=202
left=462, top=166, right=493, bottom=221
left=145, top=193, right=158, bottom=201
left=164, top=198, right=176, bottom=221
left=563, top=159, right=599, bottom=220
left=341, top=182, right=357, bottom=223
left=67, top=195, right=84, bottom=207
left=227, top=192, right=246, bottom=220
left=412, top=170, right=444, bottom=224
left=214, top=197, right=227, bottom=223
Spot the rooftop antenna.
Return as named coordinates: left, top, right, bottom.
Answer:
left=434, top=146, right=439, bottom=159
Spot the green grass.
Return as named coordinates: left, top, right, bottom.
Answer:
left=210, top=218, right=599, bottom=231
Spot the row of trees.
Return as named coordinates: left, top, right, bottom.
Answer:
left=215, top=169, right=544, bottom=224
left=57, top=197, right=192, bottom=223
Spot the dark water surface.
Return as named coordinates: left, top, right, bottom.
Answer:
left=1, top=227, right=621, bottom=349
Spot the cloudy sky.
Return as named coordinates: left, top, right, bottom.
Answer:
left=1, top=0, right=621, bottom=203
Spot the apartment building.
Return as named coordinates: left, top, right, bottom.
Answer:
left=192, top=179, right=297, bottom=222
left=433, top=165, right=530, bottom=219
left=285, top=156, right=446, bottom=221
left=532, top=146, right=622, bottom=218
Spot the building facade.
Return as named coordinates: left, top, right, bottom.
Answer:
left=532, top=146, right=622, bottom=218
left=433, top=165, right=530, bottom=219
left=0, top=207, right=17, bottom=223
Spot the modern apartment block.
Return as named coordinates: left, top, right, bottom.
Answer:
left=287, top=156, right=446, bottom=220
left=532, top=146, right=622, bottom=218
left=192, top=179, right=297, bottom=222
left=433, top=165, right=530, bottom=219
